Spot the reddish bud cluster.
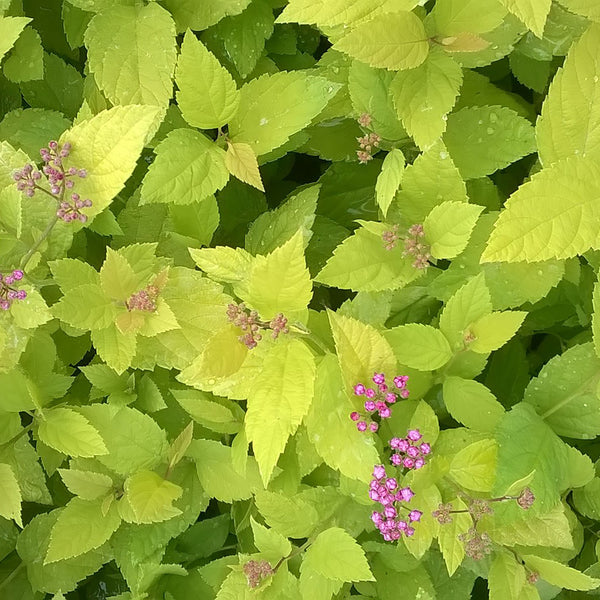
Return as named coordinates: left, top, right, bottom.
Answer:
left=382, top=224, right=400, bottom=251
left=226, top=302, right=289, bottom=349
left=389, top=429, right=430, bottom=470
left=0, top=269, right=26, bottom=310
left=242, top=560, right=273, bottom=588
left=127, top=285, right=159, bottom=312
left=458, top=527, right=492, bottom=560
left=517, top=487, right=535, bottom=510
left=403, top=224, right=430, bottom=270
left=356, top=132, right=381, bottom=164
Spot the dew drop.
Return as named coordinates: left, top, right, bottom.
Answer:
left=487, top=127, right=494, bottom=135
left=595, top=75, right=599, bottom=83
left=439, top=151, right=448, bottom=159
left=489, top=113, right=498, bottom=123
left=259, top=117, right=268, bottom=125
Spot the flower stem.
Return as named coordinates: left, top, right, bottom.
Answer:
left=19, top=213, right=60, bottom=271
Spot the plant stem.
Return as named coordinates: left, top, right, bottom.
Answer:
left=19, top=213, right=59, bottom=271
left=0, top=562, right=25, bottom=592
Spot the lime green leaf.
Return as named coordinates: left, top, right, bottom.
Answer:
left=10, top=286, right=52, bottom=329
left=50, top=258, right=99, bottom=290
left=0, top=16, right=30, bottom=62
left=595, top=282, right=600, bottom=358
left=449, top=439, right=497, bottom=492
left=524, top=343, right=600, bottom=439
left=250, top=517, right=292, bottom=563
left=59, top=105, right=161, bottom=218
left=188, top=439, right=262, bottom=502
left=303, top=527, right=374, bottom=582
left=316, top=223, right=417, bottom=292
left=100, top=248, right=139, bottom=301
left=498, top=0, right=551, bottom=36
left=385, top=324, right=452, bottom=371
left=390, top=48, right=463, bottom=148
left=45, top=497, right=121, bottom=563
left=122, top=470, right=182, bottom=524
left=482, top=156, right=600, bottom=262
left=439, top=32, right=491, bottom=52
left=37, top=408, right=108, bottom=458
left=58, top=469, right=114, bottom=500
left=488, top=552, right=526, bottom=600
left=423, top=201, right=483, bottom=259
left=375, top=149, right=404, bottom=217
left=85, top=3, right=176, bottom=106
left=329, top=311, right=396, bottom=392
left=188, top=246, right=253, bottom=283
left=443, top=376, right=504, bottom=432
left=246, top=338, right=315, bottom=483
left=467, top=310, right=526, bottom=353
left=168, top=422, right=194, bottom=468
left=242, top=231, right=312, bottom=318
left=537, top=24, right=600, bottom=166
left=3, top=27, right=43, bottom=82
left=229, top=71, right=340, bottom=156
left=225, top=141, right=264, bottom=191
left=437, top=498, right=470, bottom=576
left=140, top=129, right=229, bottom=205
left=444, top=106, right=536, bottom=179
left=162, top=0, right=251, bottom=31
left=0, top=463, right=21, bottom=526
left=522, top=555, right=600, bottom=591
left=91, top=326, right=137, bottom=375
left=255, top=490, right=319, bottom=538
left=53, top=284, right=115, bottom=331
left=429, top=0, right=507, bottom=35
left=176, top=31, right=239, bottom=129
left=305, top=354, right=379, bottom=483
left=557, top=0, right=600, bottom=21
left=334, top=12, right=429, bottom=71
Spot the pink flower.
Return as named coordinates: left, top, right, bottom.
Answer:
left=384, top=506, right=397, bottom=519
left=373, top=373, right=385, bottom=385
left=350, top=412, right=360, bottom=421
left=391, top=454, right=402, bottom=466
left=373, top=465, right=386, bottom=480
left=409, top=510, right=422, bottom=522
left=364, top=400, right=376, bottom=412
left=357, top=421, right=367, bottom=432
left=407, top=429, right=422, bottom=441
left=398, top=487, right=414, bottom=502
left=354, top=383, right=366, bottom=395
left=369, top=422, right=379, bottom=432
left=385, top=477, right=397, bottom=491
left=379, top=407, right=391, bottom=419
left=365, top=388, right=376, bottom=399
left=420, top=443, right=431, bottom=455
left=385, top=392, right=397, bottom=403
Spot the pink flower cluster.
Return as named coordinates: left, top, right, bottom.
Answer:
left=242, top=560, right=273, bottom=588
left=0, top=269, right=26, bottom=310
left=382, top=224, right=400, bottom=251
left=226, top=302, right=289, bottom=349
left=369, top=464, right=422, bottom=541
left=356, top=113, right=381, bottom=164
left=349, top=373, right=409, bottom=432
left=389, top=429, right=430, bottom=470
left=13, top=141, right=93, bottom=223
left=126, top=285, right=159, bottom=312
left=403, top=224, right=430, bottom=270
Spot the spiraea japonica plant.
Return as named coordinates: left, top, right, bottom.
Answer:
left=2, top=0, right=600, bottom=599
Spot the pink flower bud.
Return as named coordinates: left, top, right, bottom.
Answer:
left=385, top=477, right=397, bottom=491
left=379, top=407, right=391, bottom=418
left=398, top=487, right=414, bottom=502
left=407, top=429, right=422, bottom=441
left=350, top=411, right=360, bottom=421
left=384, top=506, right=397, bottom=519
left=365, top=388, right=376, bottom=398
left=407, top=446, right=419, bottom=458
left=409, top=510, right=422, bottom=522
left=420, top=443, right=431, bottom=455
left=403, top=458, right=415, bottom=469
left=364, top=400, right=376, bottom=412
left=372, top=373, right=385, bottom=385
left=414, top=457, right=425, bottom=469
left=369, top=422, right=379, bottom=432
left=385, top=392, right=396, bottom=403
left=373, top=465, right=386, bottom=480
left=16, top=290, right=26, bottom=300
left=400, top=389, right=410, bottom=398
left=12, top=270, right=23, bottom=280
left=390, top=454, right=402, bottom=466
left=354, top=383, right=366, bottom=395
left=357, top=421, right=367, bottom=432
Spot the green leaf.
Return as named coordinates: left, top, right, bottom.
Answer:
left=437, top=498, right=470, bottom=576
left=59, top=105, right=161, bottom=218
left=168, top=422, right=194, bottom=468
left=255, top=490, right=319, bottom=538
left=482, top=156, right=600, bottom=262
left=384, top=324, right=452, bottom=371
left=522, top=555, right=600, bottom=591
left=0, top=463, right=21, bottom=526
left=329, top=311, right=396, bottom=392
left=37, top=408, right=108, bottom=458
left=467, top=310, right=526, bottom=353
left=100, top=247, right=139, bottom=301
left=229, top=71, right=340, bottom=156
left=3, top=27, right=43, bottom=82
left=444, top=106, right=536, bottom=179
left=498, top=0, right=551, bottom=36
left=302, top=527, right=374, bottom=582
left=429, top=0, right=507, bottom=35
left=488, top=552, right=526, bottom=600
left=537, top=24, right=600, bottom=166
left=524, top=343, right=600, bottom=439
left=557, top=0, right=600, bottom=21
left=53, top=284, right=115, bottom=331
left=449, top=439, right=497, bottom=491
left=162, top=0, right=251, bottom=31
left=141, top=129, right=229, bottom=205
left=0, top=16, right=30, bottom=62
left=316, top=223, right=418, bottom=292
left=122, top=470, right=182, bottom=524
left=45, top=497, right=121, bottom=563
left=176, top=31, right=239, bottom=129
left=390, top=48, right=463, bottom=148
left=375, top=149, right=405, bottom=217
left=225, top=141, right=264, bottom=191
left=58, top=469, right=114, bottom=500
left=305, top=354, right=379, bottom=483
left=423, top=201, right=483, bottom=259
left=242, top=230, right=312, bottom=318
left=443, top=376, right=505, bottom=432
left=9, top=286, right=52, bottom=329
left=85, top=3, right=176, bottom=106
left=188, top=439, right=261, bottom=502
left=250, top=516, right=291, bottom=564
left=334, top=12, right=429, bottom=71
left=189, top=245, right=253, bottom=283
left=246, top=338, right=315, bottom=483
left=91, top=326, right=137, bottom=375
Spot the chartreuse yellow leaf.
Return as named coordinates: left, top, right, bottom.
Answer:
left=91, top=326, right=137, bottom=375
left=437, top=498, right=470, bottom=576
left=121, top=470, right=182, bottom=524
left=498, top=0, right=551, bottom=37
left=558, top=0, right=600, bottom=21
left=45, top=497, right=121, bottom=563
left=245, top=338, right=315, bottom=484
left=189, top=246, right=253, bottom=283
left=390, top=48, right=463, bottom=149
left=385, top=323, right=452, bottom=371
left=334, top=12, right=429, bottom=71
left=58, top=469, right=114, bottom=501
left=84, top=3, right=176, bottom=106
left=0, top=16, right=30, bottom=61
left=59, top=105, right=161, bottom=218
left=522, top=555, right=600, bottom=591
left=0, top=463, right=22, bottom=526
left=162, top=0, right=251, bottom=32
left=375, top=149, right=404, bottom=217
left=488, top=552, right=527, bottom=600
left=3, top=26, right=44, bottom=82
left=225, top=141, right=264, bottom=191
left=37, top=408, right=108, bottom=458
left=468, top=310, right=526, bottom=353
left=175, top=31, right=240, bottom=129
left=251, top=516, right=292, bottom=564
left=537, top=24, right=600, bottom=166
left=428, top=0, right=507, bottom=35
left=449, top=439, right=497, bottom=491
